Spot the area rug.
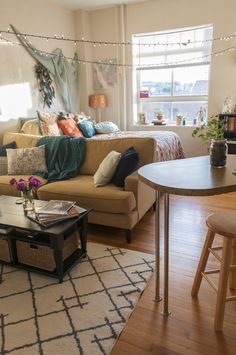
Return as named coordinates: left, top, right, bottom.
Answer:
left=0, top=242, right=154, bottom=355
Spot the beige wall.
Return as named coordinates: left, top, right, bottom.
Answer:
left=76, top=0, right=236, bottom=156
left=1, top=0, right=235, bottom=156
left=0, top=0, right=76, bottom=137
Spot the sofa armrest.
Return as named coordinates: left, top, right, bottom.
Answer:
left=124, top=171, right=155, bottom=219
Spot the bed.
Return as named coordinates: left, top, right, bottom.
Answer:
left=90, top=130, right=185, bottom=161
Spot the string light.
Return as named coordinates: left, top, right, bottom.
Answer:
left=1, top=27, right=236, bottom=47
left=1, top=35, right=236, bottom=68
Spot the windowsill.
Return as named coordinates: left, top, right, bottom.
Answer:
left=132, top=123, right=198, bottom=128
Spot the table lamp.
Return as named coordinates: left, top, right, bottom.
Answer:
left=89, top=94, right=107, bottom=122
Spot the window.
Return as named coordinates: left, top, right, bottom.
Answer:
left=132, top=25, right=213, bottom=125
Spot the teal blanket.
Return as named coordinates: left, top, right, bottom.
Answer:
left=36, top=136, right=86, bottom=183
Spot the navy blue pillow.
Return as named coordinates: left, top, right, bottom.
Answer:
left=0, top=141, right=16, bottom=156
left=78, top=120, right=96, bottom=138
left=112, top=147, right=139, bottom=187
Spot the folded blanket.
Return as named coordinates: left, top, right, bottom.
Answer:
left=36, top=136, right=86, bottom=183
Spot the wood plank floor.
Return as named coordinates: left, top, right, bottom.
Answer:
left=88, top=192, right=236, bottom=355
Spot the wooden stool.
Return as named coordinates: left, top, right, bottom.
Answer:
left=191, top=212, right=236, bottom=331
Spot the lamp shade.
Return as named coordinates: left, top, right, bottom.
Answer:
left=89, top=94, right=107, bottom=109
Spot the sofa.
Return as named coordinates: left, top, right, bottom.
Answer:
left=0, top=132, right=156, bottom=243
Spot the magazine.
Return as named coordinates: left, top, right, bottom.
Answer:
left=37, top=200, right=76, bottom=216
left=27, top=205, right=87, bottom=228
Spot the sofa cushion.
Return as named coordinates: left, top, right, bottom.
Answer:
left=94, top=151, right=121, bottom=187
left=7, top=145, right=47, bottom=175
left=0, top=175, right=47, bottom=197
left=0, top=157, right=8, bottom=175
left=0, top=141, right=16, bottom=156
left=95, top=121, right=120, bottom=134
left=37, top=175, right=136, bottom=214
left=57, top=117, right=83, bottom=137
left=37, top=112, right=61, bottom=136
left=78, top=120, right=96, bottom=138
left=112, top=147, right=139, bottom=187
left=21, top=119, right=41, bottom=136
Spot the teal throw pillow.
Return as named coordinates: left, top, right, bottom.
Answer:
left=78, top=120, right=96, bottom=138
left=0, top=141, right=16, bottom=157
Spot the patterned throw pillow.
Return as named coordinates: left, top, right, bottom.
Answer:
left=37, top=112, right=61, bottom=136
left=7, top=145, right=47, bottom=175
left=78, top=120, right=96, bottom=138
left=94, top=151, right=121, bottom=187
left=94, top=121, right=120, bottom=134
left=112, top=147, right=139, bottom=187
left=57, top=117, right=83, bottom=137
left=0, top=141, right=16, bottom=156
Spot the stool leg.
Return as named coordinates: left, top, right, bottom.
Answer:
left=191, top=229, right=215, bottom=296
left=214, top=237, right=233, bottom=331
left=229, top=239, right=236, bottom=290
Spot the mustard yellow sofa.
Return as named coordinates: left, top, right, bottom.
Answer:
left=0, top=132, right=156, bottom=242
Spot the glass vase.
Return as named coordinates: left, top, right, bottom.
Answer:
left=22, top=189, right=35, bottom=213
left=210, top=139, right=228, bottom=168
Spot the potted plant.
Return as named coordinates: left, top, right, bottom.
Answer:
left=192, top=115, right=227, bottom=167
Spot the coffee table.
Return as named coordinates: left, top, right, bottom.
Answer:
left=0, top=195, right=92, bottom=282
left=138, top=155, right=236, bottom=316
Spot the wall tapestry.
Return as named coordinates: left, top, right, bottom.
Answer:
left=11, top=24, right=79, bottom=112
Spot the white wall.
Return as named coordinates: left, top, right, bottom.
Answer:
left=0, top=0, right=76, bottom=137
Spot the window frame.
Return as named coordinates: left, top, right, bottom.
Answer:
left=132, top=25, right=213, bottom=125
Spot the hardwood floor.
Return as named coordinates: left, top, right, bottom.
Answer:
left=88, top=192, right=236, bottom=355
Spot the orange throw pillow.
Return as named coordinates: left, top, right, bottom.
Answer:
left=58, top=118, right=83, bottom=137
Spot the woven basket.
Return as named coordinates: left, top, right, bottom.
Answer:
left=16, top=232, right=78, bottom=271
left=0, top=236, right=12, bottom=262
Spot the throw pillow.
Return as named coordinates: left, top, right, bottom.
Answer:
left=78, top=120, right=96, bottom=138
left=0, top=141, right=16, bottom=157
left=94, top=121, right=120, bottom=134
left=37, top=111, right=61, bottom=136
left=94, top=151, right=121, bottom=187
left=112, top=147, right=139, bottom=187
left=0, top=157, right=8, bottom=175
left=57, top=117, right=83, bottom=137
left=7, top=145, right=47, bottom=175
left=20, top=119, right=41, bottom=135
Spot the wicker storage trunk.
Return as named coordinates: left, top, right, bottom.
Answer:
left=0, top=236, right=12, bottom=262
left=16, top=232, right=78, bottom=271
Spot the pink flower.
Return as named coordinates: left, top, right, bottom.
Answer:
left=9, top=178, right=17, bottom=185
left=9, top=176, right=41, bottom=191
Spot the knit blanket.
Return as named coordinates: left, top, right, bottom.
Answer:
left=36, top=136, right=86, bottom=183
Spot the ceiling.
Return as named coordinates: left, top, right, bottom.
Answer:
left=49, top=0, right=149, bottom=11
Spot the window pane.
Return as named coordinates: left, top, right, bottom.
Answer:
left=173, top=65, right=209, bottom=96
left=173, top=101, right=207, bottom=123
left=140, top=68, right=172, bottom=97
left=139, top=101, right=171, bottom=122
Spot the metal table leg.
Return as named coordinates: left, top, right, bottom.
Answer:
left=161, top=192, right=171, bottom=316
left=154, top=190, right=162, bottom=302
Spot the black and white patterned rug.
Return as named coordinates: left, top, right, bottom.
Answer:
left=0, top=242, right=154, bottom=355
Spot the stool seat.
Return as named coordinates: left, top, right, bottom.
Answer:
left=192, top=212, right=236, bottom=331
left=207, top=212, right=236, bottom=239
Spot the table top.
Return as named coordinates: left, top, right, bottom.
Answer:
left=138, top=155, right=236, bottom=196
left=0, top=196, right=91, bottom=236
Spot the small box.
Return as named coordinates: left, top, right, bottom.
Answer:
left=0, top=236, right=12, bottom=262
left=16, top=232, right=78, bottom=271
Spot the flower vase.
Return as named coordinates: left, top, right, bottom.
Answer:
left=22, top=189, right=35, bottom=213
